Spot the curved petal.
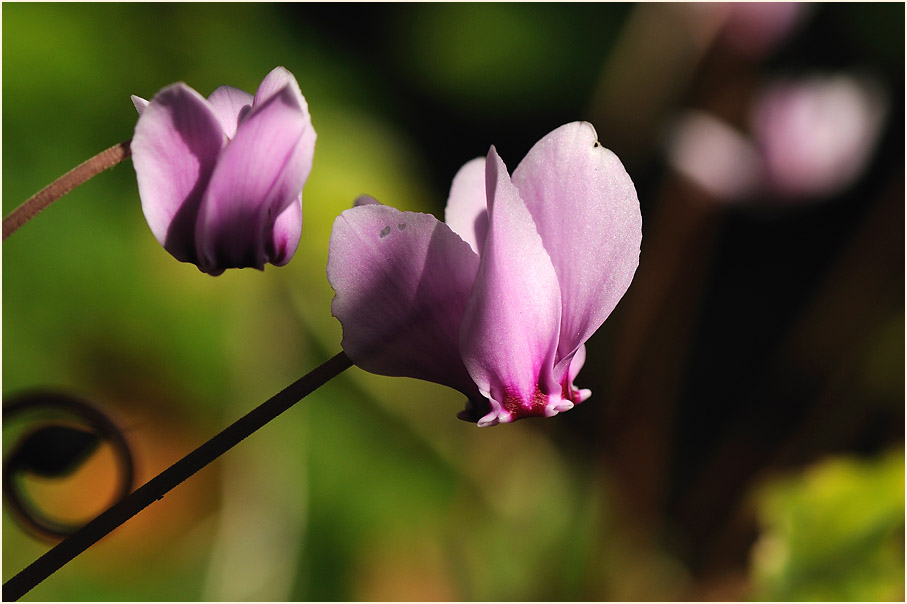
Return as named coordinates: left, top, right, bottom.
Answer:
left=353, top=194, right=382, bottom=207
left=131, top=82, right=225, bottom=264
left=253, top=66, right=307, bottom=112
left=459, top=147, right=566, bottom=427
left=131, top=95, right=149, bottom=115
left=194, top=85, right=314, bottom=273
left=564, top=343, right=591, bottom=403
left=327, top=204, right=480, bottom=397
left=266, top=194, right=302, bottom=267
left=250, top=67, right=317, bottom=203
left=249, top=67, right=318, bottom=204
left=512, top=122, right=642, bottom=376
left=207, top=85, right=253, bottom=139
left=443, top=157, right=488, bottom=255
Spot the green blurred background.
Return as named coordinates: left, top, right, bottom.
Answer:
left=2, top=3, right=903, bottom=601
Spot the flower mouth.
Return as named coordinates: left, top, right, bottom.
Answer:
left=502, top=388, right=549, bottom=420
left=459, top=386, right=578, bottom=427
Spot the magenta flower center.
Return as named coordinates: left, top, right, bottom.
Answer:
left=503, top=388, right=549, bottom=420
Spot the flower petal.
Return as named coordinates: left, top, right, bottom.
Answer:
left=131, top=83, right=225, bottom=264
left=266, top=194, right=302, bottom=267
left=512, top=122, right=642, bottom=377
left=354, top=194, right=382, bottom=207
left=459, top=147, right=564, bottom=426
left=327, top=203, right=480, bottom=396
left=131, top=95, right=149, bottom=115
left=253, top=66, right=307, bottom=111
left=564, top=343, right=591, bottom=403
left=206, top=85, right=253, bottom=139
left=249, top=67, right=317, bottom=205
left=194, top=85, right=315, bottom=273
left=443, top=157, right=488, bottom=255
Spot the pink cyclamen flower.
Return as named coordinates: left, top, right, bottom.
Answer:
left=327, top=122, right=642, bottom=426
left=131, top=67, right=316, bottom=275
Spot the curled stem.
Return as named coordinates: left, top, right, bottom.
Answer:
left=2, top=139, right=132, bottom=241
left=2, top=351, right=353, bottom=601
left=3, top=391, right=136, bottom=541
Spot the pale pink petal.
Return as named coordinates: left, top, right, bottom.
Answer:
left=512, top=122, right=642, bottom=379
left=443, top=157, right=488, bottom=255
left=267, top=195, right=302, bottom=267
left=207, top=85, right=253, bottom=139
left=565, top=343, right=591, bottom=403
left=195, top=85, right=314, bottom=273
left=131, top=83, right=225, bottom=264
left=131, top=95, right=149, bottom=115
left=459, top=148, right=566, bottom=427
left=327, top=204, right=480, bottom=396
left=248, top=67, right=318, bottom=205
left=253, top=66, right=307, bottom=111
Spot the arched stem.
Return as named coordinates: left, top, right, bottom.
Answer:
left=2, top=139, right=132, bottom=241
left=2, top=351, right=353, bottom=601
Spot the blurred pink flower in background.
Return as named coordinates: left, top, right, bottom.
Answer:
left=717, top=2, right=809, bottom=59
left=666, top=73, right=888, bottom=203
left=665, top=111, right=763, bottom=201
left=751, top=73, right=888, bottom=199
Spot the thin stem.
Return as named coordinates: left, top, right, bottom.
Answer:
left=2, top=351, right=353, bottom=601
left=2, top=139, right=132, bottom=241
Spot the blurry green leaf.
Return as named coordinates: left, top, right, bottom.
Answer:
left=749, top=448, right=905, bottom=601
